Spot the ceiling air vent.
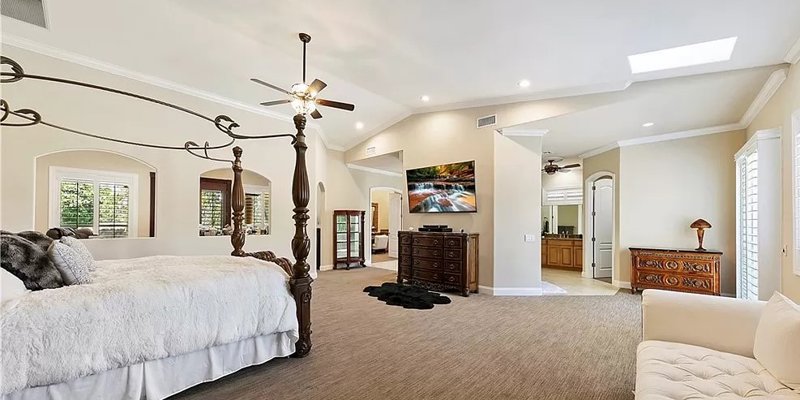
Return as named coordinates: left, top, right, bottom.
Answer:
left=1, top=0, right=47, bottom=29
left=477, top=114, right=497, bottom=128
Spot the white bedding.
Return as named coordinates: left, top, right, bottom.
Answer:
left=0, top=255, right=298, bottom=394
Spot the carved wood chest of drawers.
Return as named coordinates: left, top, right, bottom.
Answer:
left=397, top=231, right=479, bottom=297
left=630, top=247, right=721, bottom=295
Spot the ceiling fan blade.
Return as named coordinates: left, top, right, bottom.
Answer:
left=250, top=78, right=291, bottom=95
left=561, top=164, right=581, bottom=169
left=316, top=98, right=355, bottom=111
left=310, top=109, right=323, bottom=119
left=259, top=99, right=291, bottom=107
left=308, top=79, right=327, bottom=96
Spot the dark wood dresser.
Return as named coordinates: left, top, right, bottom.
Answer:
left=630, top=247, right=722, bottom=295
left=398, top=231, right=479, bottom=296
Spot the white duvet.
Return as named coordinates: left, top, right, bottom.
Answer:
left=0, top=255, right=298, bottom=394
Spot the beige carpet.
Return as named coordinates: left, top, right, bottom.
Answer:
left=172, top=268, right=641, bottom=400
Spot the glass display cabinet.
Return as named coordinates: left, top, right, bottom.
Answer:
left=333, top=210, right=366, bottom=270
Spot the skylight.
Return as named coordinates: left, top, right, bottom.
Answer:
left=628, top=37, right=738, bottom=74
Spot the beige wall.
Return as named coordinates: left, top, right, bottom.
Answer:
left=35, top=150, right=154, bottom=237
left=344, top=109, right=497, bottom=286
left=493, top=135, right=543, bottom=290
left=542, top=157, right=582, bottom=191
left=1, top=46, right=319, bottom=271
left=200, top=168, right=271, bottom=187
left=618, top=131, right=745, bottom=295
left=747, top=63, right=800, bottom=301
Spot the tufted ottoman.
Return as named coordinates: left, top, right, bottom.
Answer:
left=636, top=290, right=800, bottom=400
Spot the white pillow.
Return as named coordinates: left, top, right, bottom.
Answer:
left=60, top=236, right=96, bottom=271
left=48, top=241, right=92, bottom=285
left=753, top=292, right=800, bottom=389
left=1, top=267, right=29, bottom=303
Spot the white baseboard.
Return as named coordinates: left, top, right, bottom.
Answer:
left=371, top=260, right=398, bottom=271
left=613, top=280, right=631, bottom=289
left=319, top=264, right=334, bottom=271
left=478, top=285, right=543, bottom=296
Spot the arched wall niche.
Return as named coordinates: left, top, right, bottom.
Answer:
left=34, top=149, right=156, bottom=238
left=198, top=167, right=272, bottom=236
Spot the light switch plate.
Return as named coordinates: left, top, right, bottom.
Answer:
left=524, top=234, right=536, bottom=242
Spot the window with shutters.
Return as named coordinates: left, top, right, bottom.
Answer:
left=736, top=148, right=759, bottom=300
left=244, top=186, right=270, bottom=235
left=794, top=111, right=800, bottom=276
left=199, top=178, right=231, bottom=233
left=50, top=167, right=137, bottom=238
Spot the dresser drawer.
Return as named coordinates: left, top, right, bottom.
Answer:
left=443, top=248, right=462, bottom=260
left=398, top=265, right=412, bottom=279
left=412, top=236, right=443, bottom=247
left=634, top=257, right=681, bottom=273
left=399, top=233, right=412, bottom=245
left=635, top=271, right=715, bottom=294
left=680, top=260, right=716, bottom=275
left=399, top=245, right=411, bottom=255
left=399, top=255, right=411, bottom=266
left=413, top=269, right=442, bottom=283
left=444, top=236, right=464, bottom=248
left=443, top=273, right=461, bottom=286
left=413, top=247, right=443, bottom=259
left=413, top=258, right=442, bottom=270
left=443, top=260, right=461, bottom=273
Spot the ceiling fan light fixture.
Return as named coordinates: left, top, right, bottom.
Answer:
left=291, top=98, right=316, bottom=114
left=291, top=83, right=309, bottom=96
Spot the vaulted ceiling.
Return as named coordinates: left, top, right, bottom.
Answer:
left=2, top=0, right=799, bottom=153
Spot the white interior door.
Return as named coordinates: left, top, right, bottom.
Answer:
left=388, top=193, right=402, bottom=258
left=592, top=178, right=613, bottom=279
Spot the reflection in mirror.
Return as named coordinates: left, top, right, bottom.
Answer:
left=198, top=168, right=271, bottom=237
left=35, top=150, right=156, bottom=239
left=557, top=204, right=580, bottom=235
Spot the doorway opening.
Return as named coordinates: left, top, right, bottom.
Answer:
left=584, top=173, right=615, bottom=284
left=316, top=182, right=326, bottom=271
left=368, top=187, right=402, bottom=271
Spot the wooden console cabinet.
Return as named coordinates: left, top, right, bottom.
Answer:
left=630, top=247, right=721, bottom=295
left=542, top=238, right=583, bottom=271
left=333, top=210, right=366, bottom=270
left=397, top=231, right=479, bottom=296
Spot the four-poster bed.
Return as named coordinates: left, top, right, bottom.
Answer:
left=0, top=33, right=345, bottom=398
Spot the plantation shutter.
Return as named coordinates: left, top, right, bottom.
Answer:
left=737, top=148, right=759, bottom=300
left=97, top=182, right=130, bottom=238
left=200, top=189, right=224, bottom=229
left=59, top=179, right=95, bottom=230
left=795, top=123, right=800, bottom=275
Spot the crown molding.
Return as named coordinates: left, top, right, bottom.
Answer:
left=2, top=35, right=340, bottom=151
left=578, top=142, right=619, bottom=159
left=785, top=35, right=800, bottom=64
left=501, top=128, right=549, bottom=137
left=410, top=80, right=632, bottom=115
left=617, top=123, right=744, bottom=148
left=345, top=163, right=403, bottom=177
left=740, top=68, right=788, bottom=126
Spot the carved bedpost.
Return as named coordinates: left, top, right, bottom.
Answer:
left=230, top=146, right=246, bottom=256
left=290, top=113, right=313, bottom=358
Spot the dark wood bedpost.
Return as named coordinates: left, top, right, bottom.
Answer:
left=230, top=146, right=246, bottom=256
left=289, top=113, right=313, bottom=358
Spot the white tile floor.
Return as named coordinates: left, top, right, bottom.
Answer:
left=541, top=268, right=619, bottom=296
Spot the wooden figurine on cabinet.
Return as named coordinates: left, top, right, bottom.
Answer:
left=333, top=210, right=366, bottom=270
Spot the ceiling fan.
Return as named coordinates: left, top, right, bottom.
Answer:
left=251, top=33, right=355, bottom=119
left=542, top=157, right=581, bottom=175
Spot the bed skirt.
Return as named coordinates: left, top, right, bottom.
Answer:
left=2, top=331, right=296, bottom=400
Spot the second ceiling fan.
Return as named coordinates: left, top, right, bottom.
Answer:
left=251, top=33, right=355, bottom=119
left=542, top=157, right=581, bottom=175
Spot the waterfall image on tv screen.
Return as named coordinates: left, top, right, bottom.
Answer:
left=406, top=161, right=477, bottom=213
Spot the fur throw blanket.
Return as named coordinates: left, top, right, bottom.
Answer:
left=0, top=231, right=63, bottom=290
left=0, top=255, right=298, bottom=394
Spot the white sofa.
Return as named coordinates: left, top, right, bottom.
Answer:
left=636, top=290, right=800, bottom=399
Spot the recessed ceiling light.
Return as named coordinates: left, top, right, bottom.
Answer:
left=517, top=79, right=531, bottom=88
left=355, top=121, right=364, bottom=130
left=642, top=122, right=655, bottom=127
left=420, top=95, right=430, bottom=102
left=628, top=37, right=737, bottom=74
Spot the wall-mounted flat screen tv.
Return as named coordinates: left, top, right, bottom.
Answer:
left=406, top=160, right=477, bottom=213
